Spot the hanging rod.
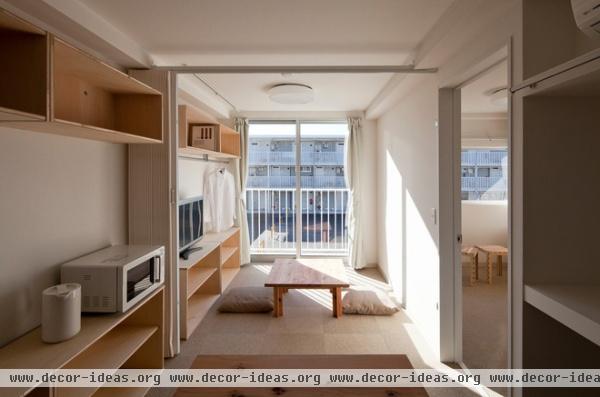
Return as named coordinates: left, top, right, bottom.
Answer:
left=156, top=65, right=438, bottom=74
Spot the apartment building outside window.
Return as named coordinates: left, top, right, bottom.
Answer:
left=461, top=149, right=508, bottom=201
left=246, top=121, right=349, bottom=256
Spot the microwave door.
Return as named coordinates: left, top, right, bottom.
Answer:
left=125, top=259, right=155, bottom=309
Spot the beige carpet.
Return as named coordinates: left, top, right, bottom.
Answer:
left=462, top=261, right=508, bottom=370
left=149, top=264, right=479, bottom=397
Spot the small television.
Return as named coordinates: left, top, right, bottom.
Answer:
left=178, top=196, right=204, bottom=259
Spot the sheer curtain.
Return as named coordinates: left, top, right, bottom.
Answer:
left=234, top=117, right=251, bottom=265
left=345, top=117, right=366, bottom=269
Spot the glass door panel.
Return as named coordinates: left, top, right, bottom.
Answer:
left=246, top=121, right=297, bottom=255
left=299, top=122, right=349, bottom=256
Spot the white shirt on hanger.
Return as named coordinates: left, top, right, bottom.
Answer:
left=204, top=167, right=236, bottom=233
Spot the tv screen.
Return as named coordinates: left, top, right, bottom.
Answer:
left=178, top=196, right=203, bottom=253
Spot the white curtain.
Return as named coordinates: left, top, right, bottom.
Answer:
left=345, top=117, right=366, bottom=269
left=234, top=118, right=251, bottom=265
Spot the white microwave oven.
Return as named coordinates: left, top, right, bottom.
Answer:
left=61, top=245, right=164, bottom=313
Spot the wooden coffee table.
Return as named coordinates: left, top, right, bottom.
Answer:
left=265, top=258, right=350, bottom=318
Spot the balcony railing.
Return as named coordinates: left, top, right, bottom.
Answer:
left=246, top=188, right=349, bottom=255
left=248, top=151, right=344, bottom=165
left=461, top=151, right=506, bottom=166
left=247, top=175, right=346, bottom=189
left=461, top=176, right=506, bottom=191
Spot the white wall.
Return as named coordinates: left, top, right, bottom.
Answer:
left=376, top=76, right=440, bottom=355
left=0, top=127, right=127, bottom=346
left=461, top=201, right=508, bottom=263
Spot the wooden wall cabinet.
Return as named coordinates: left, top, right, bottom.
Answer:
left=178, top=104, right=240, bottom=159
left=0, top=9, right=162, bottom=144
left=512, top=1, right=600, bottom=390
left=0, top=287, right=164, bottom=397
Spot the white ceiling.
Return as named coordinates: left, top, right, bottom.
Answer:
left=78, top=0, right=454, bottom=66
left=188, top=73, right=394, bottom=112
left=75, top=0, right=454, bottom=114
left=461, top=60, right=508, bottom=115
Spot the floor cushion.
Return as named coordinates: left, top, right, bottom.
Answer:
left=218, top=286, right=273, bottom=313
left=342, top=286, right=399, bottom=315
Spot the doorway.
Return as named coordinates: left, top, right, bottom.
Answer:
left=459, top=60, right=509, bottom=372
left=246, top=120, right=349, bottom=258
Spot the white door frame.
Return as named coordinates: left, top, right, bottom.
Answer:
left=438, top=42, right=513, bottom=367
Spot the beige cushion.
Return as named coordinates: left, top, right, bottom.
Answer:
left=342, top=287, right=399, bottom=315
left=218, top=287, right=273, bottom=313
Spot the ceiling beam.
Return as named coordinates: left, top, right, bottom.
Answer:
left=157, top=65, right=438, bottom=74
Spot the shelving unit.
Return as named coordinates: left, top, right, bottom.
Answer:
left=512, top=1, right=600, bottom=389
left=0, top=287, right=164, bottom=397
left=179, top=242, right=221, bottom=340
left=177, top=104, right=240, bottom=159
left=204, top=227, right=242, bottom=291
left=0, top=10, right=163, bottom=144
left=178, top=227, right=241, bottom=340
left=524, top=284, right=600, bottom=347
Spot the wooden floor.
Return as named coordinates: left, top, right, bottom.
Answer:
left=175, top=355, right=428, bottom=397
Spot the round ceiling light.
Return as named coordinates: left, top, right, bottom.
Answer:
left=268, top=83, right=314, bottom=104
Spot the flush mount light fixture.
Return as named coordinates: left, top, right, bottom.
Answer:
left=268, top=83, right=314, bottom=104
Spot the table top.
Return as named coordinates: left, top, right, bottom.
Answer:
left=178, top=354, right=428, bottom=397
left=476, top=244, right=508, bottom=254
left=461, top=245, right=478, bottom=255
left=265, top=258, right=350, bottom=288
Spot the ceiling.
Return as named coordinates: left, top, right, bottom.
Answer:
left=461, top=60, right=508, bottom=115
left=71, top=0, right=455, bottom=114
left=78, top=0, right=454, bottom=66
left=188, top=73, right=394, bottom=112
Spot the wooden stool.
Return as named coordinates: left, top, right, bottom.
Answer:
left=476, top=245, right=508, bottom=284
left=462, top=245, right=479, bottom=286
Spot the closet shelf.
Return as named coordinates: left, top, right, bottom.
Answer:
left=178, top=146, right=239, bottom=160
left=524, top=284, right=600, bottom=347
left=513, top=48, right=600, bottom=95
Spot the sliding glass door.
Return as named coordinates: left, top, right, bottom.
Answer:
left=246, top=120, right=349, bottom=257
left=299, top=122, right=349, bottom=256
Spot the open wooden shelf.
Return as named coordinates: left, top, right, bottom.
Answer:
left=179, top=227, right=241, bottom=339
left=220, top=247, right=239, bottom=266
left=63, top=325, right=158, bottom=369
left=0, top=287, right=164, bottom=397
left=0, top=10, right=47, bottom=122
left=0, top=10, right=163, bottom=144
left=185, top=293, right=220, bottom=338
left=178, top=145, right=239, bottom=160
left=524, top=284, right=600, bottom=347
left=221, top=267, right=240, bottom=291
left=187, top=267, right=219, bottom=299
left=177, top=104, right=240, bottom=158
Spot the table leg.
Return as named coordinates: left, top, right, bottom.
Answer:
left=475, top=253, right=479, bottom=280
left=497, top=255, right=503, bottom=276
left=469, top=255, right=475, bottom=286
left=273, top=287, right=283, bottom=317
left=332, top=287, right=342, bottom=318
left=487, top=253, right=492, bottom=284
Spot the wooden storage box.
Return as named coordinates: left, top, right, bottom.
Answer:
left=189, top=124, right=218, bottom=151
